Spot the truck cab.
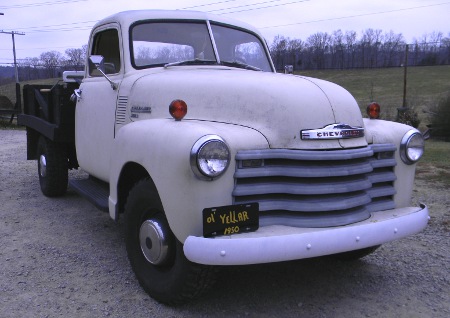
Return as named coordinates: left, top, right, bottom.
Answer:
left=19, top=10, right=428, bottom=305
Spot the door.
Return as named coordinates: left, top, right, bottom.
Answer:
left=75, top=25, right=123, bottom=181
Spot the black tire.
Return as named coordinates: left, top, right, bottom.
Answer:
left=125, top=179, right=216, bottom=305
left=333, top=245, right=381, bottom=261
left=37, top=136, right=68, bottom=197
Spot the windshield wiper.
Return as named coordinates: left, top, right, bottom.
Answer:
left=164, top=59, right=217, bottom=68
left=220, top=61, right=262, bottom=71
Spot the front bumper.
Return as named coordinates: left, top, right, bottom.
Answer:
left=184, top=204, right=429, bottom=265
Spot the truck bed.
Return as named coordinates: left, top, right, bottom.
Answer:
left=18, top=83, right=78, bottom=142
left=17, top=82, right=79, bottom=168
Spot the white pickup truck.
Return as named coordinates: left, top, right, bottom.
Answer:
left=18, top=10, right=428, bottom=305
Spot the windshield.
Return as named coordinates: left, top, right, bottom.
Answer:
left=130, top=21, right=272, bottom=72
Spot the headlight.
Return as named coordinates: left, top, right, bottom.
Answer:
left=400, top=130, right=424, bottom=165
left=190, top=135, right=230, bottom=180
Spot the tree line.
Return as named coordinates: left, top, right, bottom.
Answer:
left=1, top=29, right=449, bottom=83
left=20, top=46, right=87, bottom=80
left=270, top=29, right=450, bottom=71
left=0, top=46, right=87, bottom=84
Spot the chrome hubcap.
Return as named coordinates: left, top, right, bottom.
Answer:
left=139, top=219, right=170, bottom=265
left=39, top=154, right=47, bottom=177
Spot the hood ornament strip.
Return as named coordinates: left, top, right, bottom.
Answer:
left=301, top=123, right=364, bottom=140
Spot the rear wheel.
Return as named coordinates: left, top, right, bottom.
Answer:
left=37, top=136, right=68, bottom=197
left=125, top=179, right=216, bottom=305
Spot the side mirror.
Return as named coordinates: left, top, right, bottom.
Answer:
left=89, top=55, right=117, bottom=90
left=89, top=55, right=106, bottom=72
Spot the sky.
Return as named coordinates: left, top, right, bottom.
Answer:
left=0, top=0, right=449, bottom=65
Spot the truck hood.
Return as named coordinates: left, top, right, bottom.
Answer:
left=127, top=67, right=367, bottom=149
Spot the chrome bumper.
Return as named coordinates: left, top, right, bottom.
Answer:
left=184, top=204, right=429, bottom=265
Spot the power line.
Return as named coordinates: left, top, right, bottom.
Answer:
left=2, top=2, right=308, bottom=34
left=2, top=2, right=448, bottom=55
left=1, top=45, right=84, bottom=52
left=3, top=2, right=303, bottom=33
left=22, top=26, right=93, bottom=33
left=0, top=0, right=87, bottom=10
left=181, top=0, right=237, bottom=10
left=209, top=0, right=309, bottom=14
left=9, top=20, right=97, bottom=32
left=260, top=1, right=450, bottom=29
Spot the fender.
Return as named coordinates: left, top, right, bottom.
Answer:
left=108, top=118, right=268, bottom=242
left=363, top=118, right=420, bottom=208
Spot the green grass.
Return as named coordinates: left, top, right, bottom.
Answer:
left=298, top=65, right=450, bottom=129
left=0, top=78, right=60, bottom=108
left=1, top=78, right=59, bottom=130
left=416, top=140, right=450, bottom=187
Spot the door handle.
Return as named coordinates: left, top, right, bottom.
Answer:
left=71, top=89, right=82, bottom=102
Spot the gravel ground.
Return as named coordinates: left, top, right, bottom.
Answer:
left=1, top=129, right=449, bottom=318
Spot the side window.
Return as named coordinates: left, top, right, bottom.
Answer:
left=90, top=28, right=121, bottom=76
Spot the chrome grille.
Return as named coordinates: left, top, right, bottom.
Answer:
left=233, top=144, right=397, bottom=228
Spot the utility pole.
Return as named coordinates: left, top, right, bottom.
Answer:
left=402, top=44, right=409, bottom=108
left=0, top=30, right=25, bottom=83
left=1, top=14, right=25, bottom=122
left=397, top=44, right=410, bottom=123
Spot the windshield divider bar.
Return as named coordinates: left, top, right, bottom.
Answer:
left=206, top=20, right=220, bottom=64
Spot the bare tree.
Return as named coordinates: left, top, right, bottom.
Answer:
left=330, top=30, right=345, bottom=69
left=382, top=31, right=405, bottom=67
left=307, top=32, right=331, bottom=69
left=65, top=48, right=85, bottom=70
left=360, top=29, right=383, bottom=68
left=40, top=51, right=64, bottom=78
left=270, top=35, right=289, bottom=70
left=286, top=38, right=305, bottom=70
left=344, top=31, right=358, bottom=68
left=17, top=57, right=41, bottom=80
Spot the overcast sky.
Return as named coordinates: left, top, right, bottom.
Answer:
left=0, top=0, right=449, bottom=65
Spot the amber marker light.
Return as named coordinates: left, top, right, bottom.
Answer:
left=367, top=102, right=380, bottom=119
left=169, top=99, right=187, bottom=121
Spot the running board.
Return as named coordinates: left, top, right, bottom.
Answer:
left=69, top=177, right=109, bottom=212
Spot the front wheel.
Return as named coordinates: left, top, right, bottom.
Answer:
left=125, top=179, right=216, bottom=305
left=37, top=136, right=68, bottom=197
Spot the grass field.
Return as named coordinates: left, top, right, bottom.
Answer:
left=0, top=78, right=59, bottom=129
left=415, top=140, right=450, bottom=187
left=2, top=65, right=449, bottom=125
left=0, top=78, right=59, bottom=108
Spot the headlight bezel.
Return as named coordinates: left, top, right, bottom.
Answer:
left=190, top=135, right=231, bottom=180
left=400, top=130, right=424, bottom=165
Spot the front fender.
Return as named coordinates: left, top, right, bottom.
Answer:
left=364, top=118, right=421, bottom=208
left=109, top=119, right=268, bottom=242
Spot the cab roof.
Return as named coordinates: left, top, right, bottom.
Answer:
left=93, top=9, right=264, bottom=38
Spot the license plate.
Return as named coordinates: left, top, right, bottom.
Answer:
left=202, top=203, right=259, bottom=237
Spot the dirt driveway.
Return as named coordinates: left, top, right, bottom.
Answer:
left=1, top=129, right=449, bottom=318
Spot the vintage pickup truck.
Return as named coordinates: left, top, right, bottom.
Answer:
left=18, top=10, right=428, bottom=304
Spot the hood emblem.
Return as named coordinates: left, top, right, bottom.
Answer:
left=301, top=123, right=364, bottom=140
